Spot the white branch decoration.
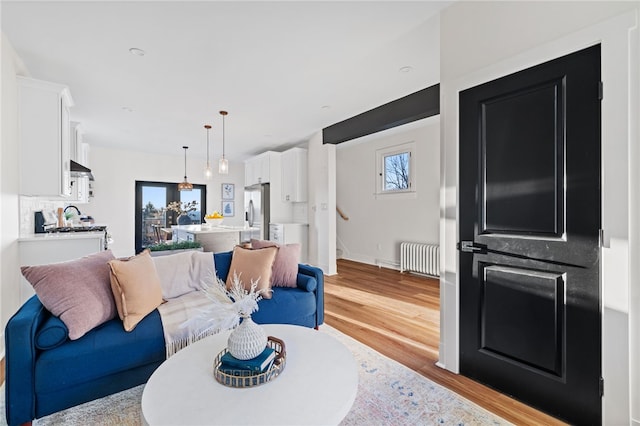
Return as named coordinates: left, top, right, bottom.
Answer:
left=181, top=271, right=266, bottom=338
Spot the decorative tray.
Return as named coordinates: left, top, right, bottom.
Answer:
left=213, top=336, right=286, bottom=388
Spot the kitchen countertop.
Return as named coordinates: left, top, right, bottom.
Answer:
left=171, top=225, right=258, bottom=234
left=18, top=231, right=106, bottom=242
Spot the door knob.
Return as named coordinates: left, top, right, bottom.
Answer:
left=457, top=241, right=484, bottom=253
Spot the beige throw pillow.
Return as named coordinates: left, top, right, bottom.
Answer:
left=226, top=246, right=278, bottom=299
left=108, top=250, right=163, bottom=331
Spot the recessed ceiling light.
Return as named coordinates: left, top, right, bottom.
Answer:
left=399, top=66, right=413, bottom=73
left=122, top=106, right=134, bottom=112
left=129, top=48, right=145, bottom=57
left=321, top=105, right=331, bottom=109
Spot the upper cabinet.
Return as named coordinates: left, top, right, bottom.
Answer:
left=245, top=151, right=279, bottom=186
left=281, top=147, right=307, bottom=202
left=18, top=77, right=74, bottom=198
left=70, top=122, right=90, bottom=203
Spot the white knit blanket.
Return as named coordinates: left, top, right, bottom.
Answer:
left=157, top=291, right=220, bottom=358
left=153, top=251, right=221, bottom=358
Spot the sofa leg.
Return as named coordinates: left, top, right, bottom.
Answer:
left=21, top=422, right=32, bottom=426
left=315, top=326, right=319, bottom=330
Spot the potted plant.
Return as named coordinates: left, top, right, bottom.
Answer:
left=165, top=200, right=198, bottom=225
left=147, top=240, right=203, bottom=257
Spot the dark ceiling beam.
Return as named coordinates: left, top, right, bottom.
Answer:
left=322, top=84, right=439, bottom=145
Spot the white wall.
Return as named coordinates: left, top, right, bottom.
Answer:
left=82, top=145, right=246, bottom=258
left=336, top=117, right=439, bottom=268
left=307, top=131, right=336, bottom=275
left=0, top=34, right=27, bottom=357
left=439, top=3, right=639, bottom=424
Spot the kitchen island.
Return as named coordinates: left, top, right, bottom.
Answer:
left=171, top=225, right=257, bottom=253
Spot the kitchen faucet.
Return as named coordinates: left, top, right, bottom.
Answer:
left=64, top=205, right=82, bottom=215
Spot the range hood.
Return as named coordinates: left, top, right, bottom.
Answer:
left=70, top=160, right=95, bottom=181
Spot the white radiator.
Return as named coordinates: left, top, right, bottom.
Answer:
left=400, top=242, right=440, bottom=277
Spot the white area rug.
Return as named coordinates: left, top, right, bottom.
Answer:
left=1, top=325, right=509, bottom=425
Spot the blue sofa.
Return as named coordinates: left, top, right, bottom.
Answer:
left=4, top=251, right=324, bottom=426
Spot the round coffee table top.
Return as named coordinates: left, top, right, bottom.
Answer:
left=141, top=324, right=358, bottom=426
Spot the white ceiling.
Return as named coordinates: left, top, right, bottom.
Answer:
left=2, top=1, right=448, bottom=162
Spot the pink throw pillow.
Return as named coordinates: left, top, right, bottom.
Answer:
left=21, top=250, right=117, bottom=340
left=250, top=239, right=301, bottom=288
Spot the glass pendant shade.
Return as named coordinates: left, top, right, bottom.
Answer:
left=178, top=146, right=193, bottom=191
left=219, top=110, right=229, bottom=175
left=204, top=164, right=213, bottom=179
left=218, top=157, right=229, bottom=175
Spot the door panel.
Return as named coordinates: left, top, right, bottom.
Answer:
left=481, top=264, right=564, bottom=375
left=459, top=45, right=601, bottom=425
left=482, top=78, right=564, bottom=236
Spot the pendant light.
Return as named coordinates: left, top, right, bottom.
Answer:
left=178, top=146, right=193, bottom=191
left=218, top=110, right=229, bottom=174
left=204, top=124, right=213, bottom=180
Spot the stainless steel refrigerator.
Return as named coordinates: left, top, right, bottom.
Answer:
left=242, top=183, right=270, bottom=242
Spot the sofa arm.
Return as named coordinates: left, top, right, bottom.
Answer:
left=5, top=295, right=51, bottom=426
left=296, top=274, right=317, bottom=292
left=297, top=264, right=324, bottom=327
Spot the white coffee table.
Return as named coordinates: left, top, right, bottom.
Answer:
left=141, top=324, right=358, bottom=425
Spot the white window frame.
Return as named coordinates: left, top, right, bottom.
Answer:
left=375, top=142, right=416, bottom=198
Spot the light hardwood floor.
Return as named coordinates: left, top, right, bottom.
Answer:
left=324, top=259, right=566, bottom=425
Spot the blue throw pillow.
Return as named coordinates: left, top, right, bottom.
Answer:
left=36, top=315, right=69, bottom=350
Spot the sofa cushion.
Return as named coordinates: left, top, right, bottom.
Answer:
left=250, top=239, right=301, bottom=288
left=152, top=251, right=215, bottom=299
left=226, top=246, right=278, bottom=299
left=21, top=250, right=117, bottom=340
left=34, top=310, right=166, bottom=394
left=108, top=250, right=164, bottom=332
left=213, top=251, right=233, bottom=281
left=35, top=316, right=69, bottom=350
left=252, top=287, right=317, bottom=327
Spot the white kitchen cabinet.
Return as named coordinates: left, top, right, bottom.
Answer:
left=245, top=151, right=279, bottom=186
left=70, top=121, right=82, bottom=162
left=70, top=122, right=90, bottom=203
left=18, top=77, right=74, bottom=198
left=70, top=174, right=89, bottom=204
left=281, top=147, right=307, bottom=202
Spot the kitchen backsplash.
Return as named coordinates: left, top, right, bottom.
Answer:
left=19, top=196, right=64, bottom=236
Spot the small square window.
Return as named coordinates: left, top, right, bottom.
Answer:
left=376, top=142, right=414, bottom=195
left=384, top=152, right=410, bottom=191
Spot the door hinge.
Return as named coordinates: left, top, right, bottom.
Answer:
left=599, top=377, right=604, bottom=397
left=598, top=81, right=604, bottom=100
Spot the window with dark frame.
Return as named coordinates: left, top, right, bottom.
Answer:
left=134, top=181, right=207, bottom=253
